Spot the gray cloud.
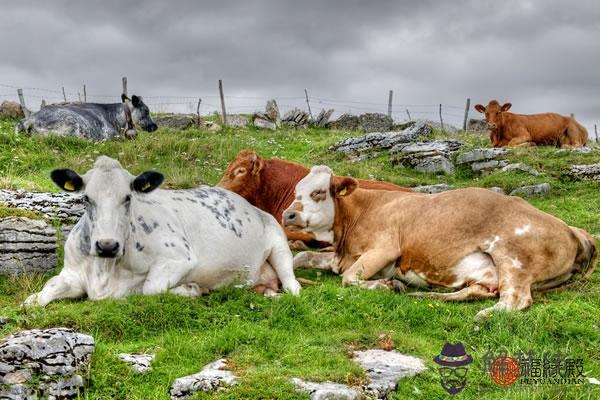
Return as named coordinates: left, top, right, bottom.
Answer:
left=1, top=0, right=599, bottom=132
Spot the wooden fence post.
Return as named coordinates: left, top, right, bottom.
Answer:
left=122, top=77, right=128, bottom=96
left=218, top=79, right=228, bottom=127
left=83, top=84, right=87, bottom=102
left=463, top=98, right=470, bottom=131
left=304, top=89, right=312, bottom=118
left=406, top=109, right=411, bottom=120
left=62, top=87, right=67, bottom=102
left=78, top=92, right=81, bottom=102
left=196, top=98, right=202, bottom=128
left=387, top=90, right=393, bottom=118
left=439, top=104, right=444, bottom=131
left=595, top=124, right=598, bottom=143
left=17, top=89, right=30, bottom=117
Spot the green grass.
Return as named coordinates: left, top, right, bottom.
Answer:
left=1, top=119, right=599, bottom=399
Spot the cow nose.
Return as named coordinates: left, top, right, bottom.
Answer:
left=283, top=210, right=298, bottom=224
left=148, top=123, right=158, bottom=132
left=487, top=123, right=497, bottom=129
left=95, top=240, right=120, bottom=257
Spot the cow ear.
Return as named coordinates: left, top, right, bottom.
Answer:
left=474, top=104, right=486, bottom=113
left=121, top=94, right=130, bottom=104
left=132, top=171, right=164, bottom=193
left=131, top=95, right=141, bottom=107
left=501, top=103, right=512, bottom=112
left=250, top=153, right=264, bottom=175
left=51, top=169, right=83, bottom=192
left=331, top=177, right=358, bottom=198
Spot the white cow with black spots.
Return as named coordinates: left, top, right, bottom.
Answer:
left=24, top=156, right=300, bottom=306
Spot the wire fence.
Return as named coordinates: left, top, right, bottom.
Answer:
left=2, top=80, right=598, bottom=138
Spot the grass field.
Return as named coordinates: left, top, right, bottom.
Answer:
left=1, top=117, right=599, bottom=399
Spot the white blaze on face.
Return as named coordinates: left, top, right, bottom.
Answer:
left=514, top=224, right=531, bottom=236
left=291, top=165, right=336, bottom=241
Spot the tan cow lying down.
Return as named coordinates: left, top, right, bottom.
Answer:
left=218, top=150, right=411, bottom=247
left=285, top=166, right=598, bottom=320
left=475, top=100, right=588, bottom=148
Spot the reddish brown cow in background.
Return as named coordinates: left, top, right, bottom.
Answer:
left=218, top=150, right=411, bottom=247
left=475, top=100, right=588, bottom=148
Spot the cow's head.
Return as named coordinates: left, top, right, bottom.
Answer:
left=474, top=100, right=512, bottom=130
left=122, top=94, right=158, bottom=132
left=282, top=166, right=357, bottom=241
left=51, top=156, right=164, bottom=258
left=217, top=150, right=265, bottom=200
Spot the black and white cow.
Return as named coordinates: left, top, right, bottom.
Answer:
left=15, top=95, right=157, bottom=141
left=24, top=156, right=301, bottom=306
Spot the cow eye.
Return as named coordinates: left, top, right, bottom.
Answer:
left=234, top=167, right=247, bottom=176
left=310, top=189, right=326, bottom=201
left=123, top=194, right=132, bottom=204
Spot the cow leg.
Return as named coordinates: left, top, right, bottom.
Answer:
left=342, top=250, right=399, bottom=287
left=506, top=132, right=534, bottom=147
left=254, top=261, right=282, bottom=297
left=23, top=272, right=85, bottom=307
left=169, top=282, right=210, bottom=297
left=409, top=284, right=497, bottom=301
left=293, top=251, right=335, bottom=270
left=267, top=234, right=301, bottom=295
left=142, top=259, right=195, bottom=295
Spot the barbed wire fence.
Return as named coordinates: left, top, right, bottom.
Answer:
left=1, top=79, right=598, bottom=140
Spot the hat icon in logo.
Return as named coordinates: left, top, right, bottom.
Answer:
left=434, top=342, right=473, bottom=395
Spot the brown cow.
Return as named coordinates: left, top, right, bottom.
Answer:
left=285, top=165, right=597, bottom=320
left=474, top=100, right=588, bottom=148
left=217, top=150, right=411, bottom=246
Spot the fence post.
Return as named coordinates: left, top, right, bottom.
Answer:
left=439, top=104, right=444, bottom=131
left=62, top=87, right=67, bottom=102
left=304, top=89, right=312, bottom=118
left=387, top=90, right=393, bottom=118
left=78, top=92, right=81, bottom=102
left=218, top=79, right=228, bottom=127
left=463, top=98, right=470, bottom=131
left=41, top=99, right=46, bottom=108
left=83, top=84, right=87, bottom=102
left=17, top=89, right=30, bottom=117
left=122, top=77, right=128, bottom=96
left=406, top=109, right=411, bottom=120
left=196, top=98, right=202, bottom=128
left=595, top=124, right=598, bottom=143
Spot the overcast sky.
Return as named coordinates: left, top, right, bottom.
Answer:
left=1, top=0, right=599, bottom=131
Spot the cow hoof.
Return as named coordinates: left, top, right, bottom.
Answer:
left=125, top=129, right=137, bottom=139
left=263, top=288, right=281, bottom=298
left=283, top=280, right=302, bottom=296
left=288, top=240, right=310, bottom=251
left=391, top=280, right=406, bottom=293
left=22, top=293, right=41, bottom=307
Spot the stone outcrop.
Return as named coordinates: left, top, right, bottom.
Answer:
left=391, top=140, right=463, bottom=175
left=568, top=163, right=600, bottom=182
left=253, top=99, right=281, bottom=129
left=467, top=118, right=488, bottom=133
left=118, top=353, right=155, bottom=374
left=0, top=217, right=57, bottom=274
left=312, top=109, right=334, bottom=128
left=510, top=183, right=551, bottom=196
left=455, top=148, right=512, bottom=174
left=0, top=328, right=95, bottom=400
left=281, top=109, right=310, bottom=128
left=358, top=113, right=394, bottom=133
left=152, top=114, right=196, bottom=130
left=226, top=114, right=249, bottom=128
left=330, top=114, right=360, bottom=131
left=170, top=359, right=237, bottom=400
left=0, top=190, right=84, bottom=222
left=0, top=101, right=25, bottom=119
left=292, top=378, right=362, bottom=400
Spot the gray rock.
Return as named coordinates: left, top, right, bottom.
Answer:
left=413, top=155, right=455, bottom=174
left=313, top=109, right=334, bottom=128
left=349, top=151, right=380, bottom=163
left=558, top=147, right=593, bottom=154
left=391, top=140, right=463, bottom=156
left=226, top=114, right=249, bottom=128
left=0, top=317, right=8, bottom=326
left=467, top=118, right=488, bottom=133
left=501, top=163, right=541, bottom=176
left=170, top=359, right=237, bottom=399
left=391, top=140, right=463, bottom=175
left=253, top=118, right=277, bottom=130
left=152, top=114, right=196, bottom=130
left=568, top=163, right=600, bottom=182
left=353, top=349, right=427, bottom=399
left=510, top=183, right=551, bottom=196
left=423, top=120, right=459, bottom=134
left=455, top=148, right=511, bottom=165
left=0, top=189, right=85, bottom=221
left=118, top=353, right=155, bottom=374
left=488, top=187, right=506, bottom=195
left=0, top=101, right=25, bottom=119
left=0, top=328, right=94, bottom=399
left=0, top=217, right=58, bottom=274
left=292, top=378, right=362, bottom=400
left=282, top=109, right=310, bottom=128
left=413, top=184, right=453, bottom=194
left=359, top=113, right=393, bottom=133
left=330, top=114, right=360, bottom=131
left=471, top=159, right=509, bottom=173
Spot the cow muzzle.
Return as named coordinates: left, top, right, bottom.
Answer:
left=95, top=239, right=120, bottom=258
left=282, top=210, right=306, bottom=230
left=487, top=122, right=497, bottom=130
